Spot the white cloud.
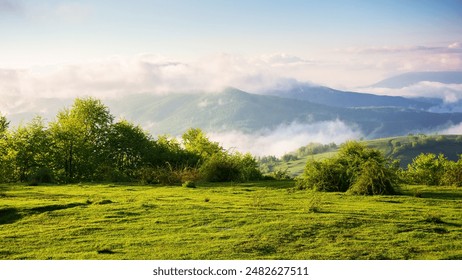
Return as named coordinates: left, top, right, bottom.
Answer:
left=208, top=120, right=362, bottom=157
left=448, top=42, right=462, bottom=49
left=0, top=53, right=314, bottom=99
left=439, top=122, right=462, bottom=134
left=1, top=42, right=461, bottom=101
left=361, top=82, right=462, bottom=103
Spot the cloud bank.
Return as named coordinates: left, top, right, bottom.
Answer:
left=1, top=41, right=461, bottom=100
left=208, top=120, right=362, bottom=157
left=0, top=54, right=305, bottom=99
left=439, top=122, right=462, bottom=135
left=363, top=82, right=462, bottom=103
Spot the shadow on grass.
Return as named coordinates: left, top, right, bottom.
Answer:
left=200, top=180, right=296, bottom=190
left=417, top=191, right=462, bottom=200
left=0, top=208, right=22, bottom=225
left=396, top=187, right=462, bottom=201
left=29, top=202, right=88, bottom=214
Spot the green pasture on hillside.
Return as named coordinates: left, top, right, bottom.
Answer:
left=1, top=182, right=461, bottom=260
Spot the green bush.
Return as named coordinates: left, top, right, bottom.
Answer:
left=28, top=167, right=54, bottom=185
left=182, top=181, right=196, bottom=188
left=297, top=141, right=398, bottom=195
left=200, top=152, right=261, bottom=182
left=441, top=155, right=462, bottom=187
left=137, top=164, right=201, bottom=185
left=200, top=153, right=241, bottom=182
left=405, top=153, right=447, bottom=185
left=347, top=159, right=397, bottom=195
left=296, top=159, right=349, bottom=192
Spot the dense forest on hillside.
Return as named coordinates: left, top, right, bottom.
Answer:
left=0, top=97, right=261, bottom=185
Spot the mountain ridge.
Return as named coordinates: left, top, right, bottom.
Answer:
left=371, top=71, right=462, bottom=88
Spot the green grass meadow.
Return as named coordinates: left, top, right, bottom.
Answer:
left=1, top=181, right=461, bottom=260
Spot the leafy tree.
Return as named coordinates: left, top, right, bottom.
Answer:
left=0, top=113, right=14, bottom=182
left=405, top=153, right=447, bottom=185
left=49, top=97, right=114, bottom=182
left=441, top=155, right=462, bottom=187
left=9, top=117, right=52, bottom=183
left=107, top=120, right=153, bottom=181
left=155, top=135, right=200, bottom=167
left=0, top=114, right=8, bottom=135
left=182, top=128, right=222, bottom=159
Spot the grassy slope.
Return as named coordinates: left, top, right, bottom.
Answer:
left=1, top=182, right=461, bottom=260
left=275, top=135, right=462, bottom=177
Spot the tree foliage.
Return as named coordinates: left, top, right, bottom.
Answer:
left=404, top=153, right=447, bottom=185
left=297, top=141, right=399, bottom=195
left=403, top=153, right=462, bottom=187
left=0, top=98, right=261, bottom=184
left=49, top=97, right=114, bottom=182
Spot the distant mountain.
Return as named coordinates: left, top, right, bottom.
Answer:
left=4, top=86, right=462, bottom=142
left=106, top=88, right=462, bottom=138
left=262, top=83, right=432, bottom=109
left=371, top=71, right=462, bottom=88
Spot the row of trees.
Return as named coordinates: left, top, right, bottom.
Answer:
left=0, top=97, right=261, bottom=184
left=404, top=153, right=462, bottom=187
left=296, top=141, right=462, bottom=195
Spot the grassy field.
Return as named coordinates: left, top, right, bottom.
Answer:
left=1, top=181, right=461, bottom=260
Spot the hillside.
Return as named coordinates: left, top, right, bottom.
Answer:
left=263, top=83, right=432, bottom=109
left=265, top=135, right=462, bottom=177
left=106, top=88, right=462, bottom=138
left=1, top=182, right=462, bottom=260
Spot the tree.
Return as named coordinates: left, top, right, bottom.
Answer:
left=9, top=116, right=52, bottom=183
left=182, top=128, right=223, bottom=159
left=49, top=97, right=114, bottom=182
left=441, top=155, right=462, bottom=187
left=0, top=114, right=8, bottom=135
left=405, top=153, right=447, bottom=185
left=0, top=113, right=14, bottom=182
left=107, top=120, right=153, bottom=180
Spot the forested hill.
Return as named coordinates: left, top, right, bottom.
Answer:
left=261, top=135, right=462, bottom=177
left=105, top=88, right=462, bottom=138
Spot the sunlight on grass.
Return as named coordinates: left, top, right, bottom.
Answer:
left=0, top=182, right=461, bottom=260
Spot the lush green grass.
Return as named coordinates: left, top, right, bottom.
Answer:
left=1, top=182, right=461, bottom=260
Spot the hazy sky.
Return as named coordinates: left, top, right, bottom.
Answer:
left=1, top=0, right=462, bottom=89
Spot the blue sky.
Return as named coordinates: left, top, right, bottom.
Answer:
left=1, top=0, right=461, bottom=91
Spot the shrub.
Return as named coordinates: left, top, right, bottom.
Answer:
left=28, top=167, right=54, bottom=185
left=347, top=159, right=397, bottom=195
left=182, top=181, right=196, bottom=188
left=307, top=192, right=323, bottom=213
left=200, top=152, right=262, bottom=182
left=405, top=153, right=447, bottom=185
left=269, top=168, right=291, bottom=180
left=441, top=155, right=462, bottom=187
left=200, top=153, right=240, bottom=182
left=296, top=159, right=349, bottom=192
left=296, top=141, right=398, bottom=195
left=137, top=164, right=201, bottom=185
